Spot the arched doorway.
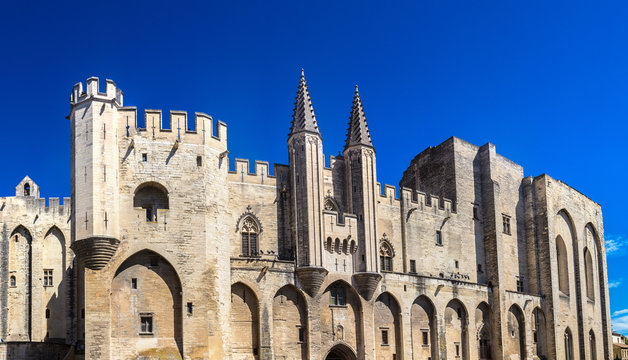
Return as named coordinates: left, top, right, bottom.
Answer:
left=374, top=292, right=401, bottom=359
left=273, top=285, right=307, bottom=359
left=231, top=282, right=260, bottom=359
left=325, top=344, right=357, bottom=360
left=111, top=250, right=183, bottom=359
left=476, top=302, right=492, bottom=360
left=411, top=295, right=437, bottom=360
left=8, top=225, right=32, bottom=341
left=445, top=299, right=469, bottom=360
left=506, top=304, right=525, bottom=360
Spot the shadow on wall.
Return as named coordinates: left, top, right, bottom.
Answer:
left=0, top=342, right=71, bottom=360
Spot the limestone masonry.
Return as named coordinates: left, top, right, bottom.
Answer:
left=0, top=72, right=612, bottom=360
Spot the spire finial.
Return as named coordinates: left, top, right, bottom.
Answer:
left=289, top=69, right=319, bottom=138
left=344, top=86, right=373, bottom=150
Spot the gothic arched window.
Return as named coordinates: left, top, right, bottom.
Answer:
left=10, top=275, right=16, bottom=287
left=241, top=216, right=259, bottom=257
left=564, top=328, right=573, bottom=360
left=24, top=183, right=30, bottom=196
left=380, top=242, right=393, bottom=272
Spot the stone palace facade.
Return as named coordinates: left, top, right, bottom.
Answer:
left=0, top=72, right=612, bottom=360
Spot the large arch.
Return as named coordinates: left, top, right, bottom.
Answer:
left=272, top=285, right=307, bottom=359
left=325, top=343, right=357, bottom=360
left=411, top=295, right=437, bottom=360
left=532, top=307, right=548, bottom=359
left=321, top=280, right=362, bottom=358
left=42, top=226, right=67, bottom=341
left=8, top=225, right=32, bottom=341
left=133, top=182, right=169, bottom=222
left=374, top=292, right=401, bottom=359
left=231, top=282, right=260, bottom=359
left=585, top=223, right=609, bottom=360
left=445, top=299, right=468, bottom=360
left=476, top=302, right=492, bottom=360
left=111, top=250, right=183, bottom=359
left=506, top=304, right=525, bottom=360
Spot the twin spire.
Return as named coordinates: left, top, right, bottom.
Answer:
left=289, top=70, right=373, bottom=150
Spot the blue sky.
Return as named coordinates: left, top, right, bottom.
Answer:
left=1, top=1, right=627, bottom=332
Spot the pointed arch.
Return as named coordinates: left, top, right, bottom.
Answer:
left=8, top=225, right=33, bottom=341
left=374, top=292, right=401, bottom=358
left=231, top=282, right=260, bottom=358
left=111, top=249, right=183, bottom=359
left=325, top=343, right=357, bottom=360
left=506, top=304, right=526, bottom=360
left=327, top=237, right=333, bottom=253
left=42, top=225, right=68, bottom=341
left=532, top=307, right=547, bottom=359
left=324, top=197, right=340, bottom=213
left=379, top=240, right=394, bottom=272
left=476, top=302, right=492, bottom=360
left=238, top=213, right=261, bottom=257
left=564, top=327, right=574, bottom=360
left=133, top=182, right=169, bottom=222
left=556, top=235, right=569, bottom=295
left=586, top=222, right=610, bottom=359
left=412, top=295, right=438, bottom=360
left=584, top=247, right=594, bottom=300
left=335, top=238, right=341, bottom=254
left=273, top=285, right=307, bottom=358
left=445, top=299, right=469, bottom=360
left=322, top=280, right=362, bottom=355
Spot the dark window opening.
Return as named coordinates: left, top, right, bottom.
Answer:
left=455, top=260, right=459, bottom=269
left=140, top=314, right=153, bottom=334
left=330, top=288, right=345, bottom=306
left=134, top=183, right=169, bottom=222
left=473, top=206, right=479, bottom=220
left=409, top=260, right=416, bottom=273
left=422, top=330, right=429, bottom=345
left=196, top=156, right=202, bottom=167
left=502, top=215, right=511, bottom=235
left=45, top=308, right=50, bottom=319
left=455, top=343, right=460, bottom=357
left=131, top=278, right=137, bottom=289
left=517, top=278, right=524, bottom=292
left=24, top=183, right=30, bottom=196
left=44, top=269, right=53, bottom=287
left=10, top=275, right=16, bottom=287
left=436, top=230, right=442, bottom=245
left=187, top=302, right=193, bottom=315
left=298, top=327, right=305, bottom=343
left=381, top=329, right=389, bottom=345
left=141, top=153, right=147, bottom=162
left=380, top=243, right=393, bottom=272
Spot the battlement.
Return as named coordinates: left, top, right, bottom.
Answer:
left=0, top=195, right=71, bottom=216
left=228, top=159, right=289, bottom=186
left=118, top=108, right=227, bottom=146
left=70, top=77, right=123, bottom=106
left=400, top=187, right=457, bottom=214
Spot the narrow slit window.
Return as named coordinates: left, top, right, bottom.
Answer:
left=436, top=230, right=443, bottom=245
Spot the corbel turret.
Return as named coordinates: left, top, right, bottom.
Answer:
left=288, top=70, right=328, bottom=296
left=343, top=86, right=381, bottom=297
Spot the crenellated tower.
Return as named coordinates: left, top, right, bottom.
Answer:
left=69, top=77, right=122, bottom=270
left=288, top=70, right=328, bottom=296
left=344, top=86, right=382, bottom=298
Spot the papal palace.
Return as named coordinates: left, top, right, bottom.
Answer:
left=0, top=72, right=612, bottom=360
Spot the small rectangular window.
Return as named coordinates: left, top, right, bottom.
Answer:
left=517, top=277, right=524, bottom=292
left=502, top=214, right=511, bottom=235
left=422, top=330, right=429, bottom=345
left=142, top=153, right=147, bottom=162
left=436, top=231, right=442, bottom=246
left=409, top=260, right=416, bottom=273
left=298, top=327, right=305, bottom=343
left=44, top=269, right=53, bottom=287
left=45, top=308, right=50, bottom=319
left=381, top=329, right=389, bottom=345
left=196, top=156, right=202, bottom=167
left=330, top=289, right=345, bottom=306
left=455, top=343, right=460, bottom=357
left=140, top=314, right=153, bottom=334
left=455, top=260, right=459, bottom=269
left=187, top=302, right=193, bottom=315
left=145, top=208, right=154, bottom=222
left=131, top=278, right=137, bottom=289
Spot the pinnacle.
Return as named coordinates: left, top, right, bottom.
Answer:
left=289, top=69, right=319, bottom=137
left=344, top=85, right=373, bottom=150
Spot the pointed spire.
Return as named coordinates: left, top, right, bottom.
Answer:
left=344, top=85, right=373, bottom=150
left=289, top=69, right=320, bottom=138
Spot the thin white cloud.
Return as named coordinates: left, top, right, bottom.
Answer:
left=614, top=309, right=628, bottom=317
left=609, top=279, right=622, bottom=289
left=606, top=234, right=626, bottom=255
left=613, top=314, right=628, bottom=333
